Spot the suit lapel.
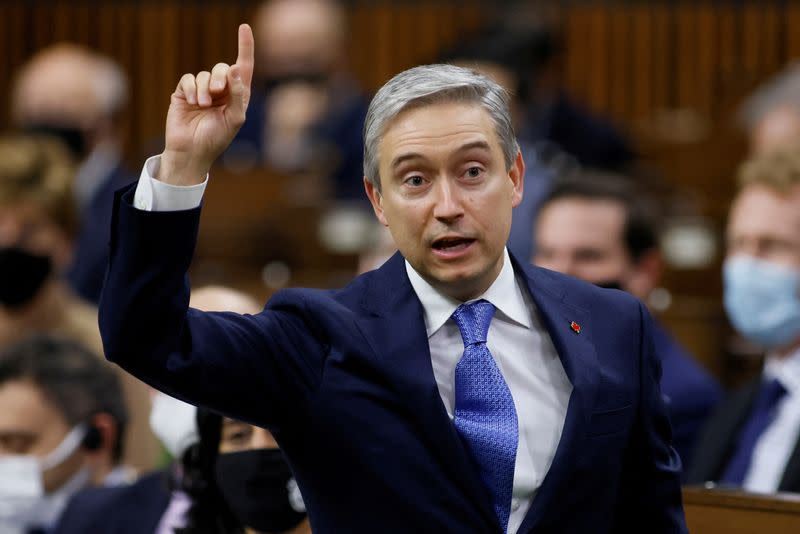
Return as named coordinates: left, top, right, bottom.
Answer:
left=514, top=260, right=601, bottom=533
left=778, top=438, right=800, bottom=492
left=356, top=253, right=498, bottom=528
left=686, top=382, right=758, bottom=484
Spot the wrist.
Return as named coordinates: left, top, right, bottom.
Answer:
left=157, top=150, right=209, bottom=186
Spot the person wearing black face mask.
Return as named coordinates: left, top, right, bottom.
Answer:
left=0, top=135, right=92, bottom=345
left=0, top=134, right=158, bottom=475
left=177, top=408, right=310, bottom=534
left=533, top=174, right=722, bottom=469
left=11, top=42, right=136, bottom=305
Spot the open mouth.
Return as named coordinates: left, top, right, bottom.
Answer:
left=432, top=236, right=475, bottom=252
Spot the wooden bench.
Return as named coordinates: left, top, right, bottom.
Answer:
left=683, top=486, right=800, bottom=533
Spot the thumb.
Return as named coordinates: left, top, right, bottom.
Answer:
left=225, top=64, right=249, bottom=127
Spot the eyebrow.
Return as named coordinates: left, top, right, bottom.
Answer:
left=390, top=140, right=493, bottom=170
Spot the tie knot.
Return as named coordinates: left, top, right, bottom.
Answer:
left=452, top=299, right=496, bottom=347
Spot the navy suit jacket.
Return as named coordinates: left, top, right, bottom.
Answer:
left=686, top=378, right=800, bottom=492
left=652, top=323, right=721, bottom=467
left=53, top=471, right=171, bottom=534
left=68, top=164, right=136, bottom=303
left=99, top=185, right=687, bottom=533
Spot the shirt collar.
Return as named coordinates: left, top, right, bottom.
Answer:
left=764, top=345, right=800, bottom=396
left=405, top=248, right=532, bottom=338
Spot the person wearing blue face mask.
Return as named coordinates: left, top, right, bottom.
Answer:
left=687, top=148, right=800, bottom=493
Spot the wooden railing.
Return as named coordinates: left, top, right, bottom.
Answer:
left=683, top=487, right=800, bottom=533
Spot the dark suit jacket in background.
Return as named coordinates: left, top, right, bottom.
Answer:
left=53, top=471, right=171, bottom=534
left=652, top=323, right=722, bottom=468
left=686, top=378, right=800, bottom=492
left=67, top=164, right=136, bottom=303
left=227, top=83, right=368, bottom=203
left=98, top=185, right=687, bottom=534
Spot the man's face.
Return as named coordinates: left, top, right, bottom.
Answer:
left=534, top=197, right=635, bottom=289
left=0, top=379, right=84, bottom=493
left=365, top=101, right=524, bottom=301
left=726, top=183, right=800, bottom=267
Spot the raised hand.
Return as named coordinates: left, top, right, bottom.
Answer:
left=158, top=24, right=254, bottom=185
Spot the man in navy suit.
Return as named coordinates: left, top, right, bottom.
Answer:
left=99, top=25, right=687, bottom=533
left=532, top=174, right=722, bottom=466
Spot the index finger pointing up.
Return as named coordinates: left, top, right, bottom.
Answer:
left=235, top=23, right=255, bottom=89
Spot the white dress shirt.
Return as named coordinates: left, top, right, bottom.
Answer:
left=406, top=253, right=571, bottom=532
left=743, top=346, right=800, bottom=493
left=133, top=156, right=574, bottom=533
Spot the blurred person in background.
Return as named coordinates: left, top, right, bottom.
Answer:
left=11, top=42, right=135, bottom=304
left=176, top=408, right=309, bottom=534
left=226, top=0, right=368, bottom=203
left=476, top=6, right=634, bottom=173
left=443, top=29, right=579, bottom=261
left=0, top=133, right=157, bottom=478
left=54, top=286, right=263, bottom=533
left=533, top=174, right=722, bottom=466
left=0, top=334, right=129, bottom=533
left=0, top=135, right=94, bottom=347
left=739, top=61, right=800, bottom=156
left=687, top=149, right=800, bottom=493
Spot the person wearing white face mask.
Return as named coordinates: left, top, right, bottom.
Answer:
left=0, top=334, right=130, bottom=533
left=55, top=286, right=260, bottom=534
left=687, top=148, right=800, bottom=493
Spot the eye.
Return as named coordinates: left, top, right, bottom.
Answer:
left=222, top=424, right=252, bottom=446
left=464, top=166, right=483, bottom=179
left=404, top=175, right=425, bottom=187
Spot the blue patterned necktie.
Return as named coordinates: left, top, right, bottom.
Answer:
left=452, top=299, right=519, bottom=533
left=720, top=378, right=787, bottom=485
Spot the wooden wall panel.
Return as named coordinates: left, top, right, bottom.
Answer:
left=1, top=0, right=796, bottom=254
left=3, top=0, right=798, bottom=382
left=0, top=1, right=792, bottom=145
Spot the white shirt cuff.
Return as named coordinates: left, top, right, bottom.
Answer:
left=132, top=155, right=208, bottom=211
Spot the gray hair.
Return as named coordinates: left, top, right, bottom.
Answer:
left=362, top=64, right=519, bottom=190
left=739, top=60, right=800, bottom=130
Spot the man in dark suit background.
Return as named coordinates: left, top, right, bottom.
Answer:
left=687, top=149, right=800, bottom=493
left=11, top=43, right=136, bottom=304
left=225, top=0, right=368, bottom=203
left=99, top=24, right=687, bottom=533
left=532, top=174, right=722, bottom=466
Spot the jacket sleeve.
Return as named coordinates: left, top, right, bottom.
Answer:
left=613, top=301, right=688, bottom=533
left=99, top=184, right=326, bottom=428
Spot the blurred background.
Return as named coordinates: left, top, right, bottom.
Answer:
left=2, top=0, right=794, bottom=391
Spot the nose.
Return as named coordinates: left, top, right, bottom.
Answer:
left=432, top=179, right=464, bottom=223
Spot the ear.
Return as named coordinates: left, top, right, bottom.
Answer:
left=364, top=176, right=388, bottom=226
left=83, top=412, right=117, bottom=459
left=509, top=150, right=525, bottom=208
left=626, top=249, right=663, bottom=300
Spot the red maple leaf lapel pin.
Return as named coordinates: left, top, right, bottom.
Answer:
left=570, top=321, right=581, bottom=334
